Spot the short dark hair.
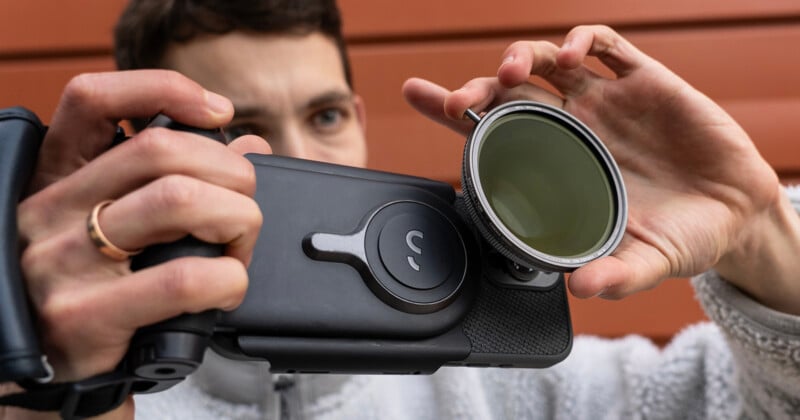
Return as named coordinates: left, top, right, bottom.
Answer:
left=114, top=0, right=352, bottom=87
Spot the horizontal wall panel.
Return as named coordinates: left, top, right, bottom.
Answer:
left=2, top=25, right=798, bottom=182
left=0, top=57, right=115, bottom=121
left=3, top=1, right=799, bottom=54
left=352, top=24, right=800, bottom=181
left=0, top=1, right=126, bottom=55
left=339, top=0, right=800, bottom=39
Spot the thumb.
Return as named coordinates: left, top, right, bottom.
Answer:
left=569, top=241, right=671, bottom=299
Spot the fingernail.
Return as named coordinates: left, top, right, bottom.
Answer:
left=206, top=91, right=231, bottom=114
left=562, top=40, right=572, bottom=49
left=501, top=55, right=515, bottom=65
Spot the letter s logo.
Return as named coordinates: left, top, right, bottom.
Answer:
left=405, top=230, right=424, bottom=271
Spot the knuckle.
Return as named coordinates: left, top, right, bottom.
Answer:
left=18, top=198, right=54, bottom=240
left=130, top=127, right=182, bottom=161
left=158, top=260, right=199, bottom=302
left=595, top=24, right=614, bottom=34
left=507, top=40, right=530, bottom=52
left=150, top=174, right=202, bottom=211
left=38, top=291, right=87, bottom=343
left=21, top=231, right=84, bottom=286
left=61, top=74, right=98, bottom=107
left=573, top=24, right=596, bottom=34
left=21, top=247, right=48, bottom=280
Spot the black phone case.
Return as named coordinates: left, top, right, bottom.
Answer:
left=210, top=154, right=573, bottom=373
left=0, top=108, right=573, bottom=391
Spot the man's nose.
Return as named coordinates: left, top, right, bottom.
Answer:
left=270, top=129, right=308, bottom=159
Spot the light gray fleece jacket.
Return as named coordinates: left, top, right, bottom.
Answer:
left=134, top=187, right=800, bottom=419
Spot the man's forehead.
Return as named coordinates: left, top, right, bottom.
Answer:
left=163, top=31, right=350, bottom=108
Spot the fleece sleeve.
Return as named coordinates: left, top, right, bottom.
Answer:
left=693, top=270, right=800, bottom=418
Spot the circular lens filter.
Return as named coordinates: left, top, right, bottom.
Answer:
left=462, top=101, right=627, bottom=271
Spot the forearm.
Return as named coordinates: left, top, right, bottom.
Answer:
left=714, top=184, right=800, bottom=316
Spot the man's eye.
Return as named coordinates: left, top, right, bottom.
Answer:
left=310, top=108, right=345, bottom=131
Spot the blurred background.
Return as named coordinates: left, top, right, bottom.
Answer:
left=2, top=0, right=799, bottom=345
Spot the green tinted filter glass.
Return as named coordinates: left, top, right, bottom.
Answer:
left=478, top=113, right=614, bottom=258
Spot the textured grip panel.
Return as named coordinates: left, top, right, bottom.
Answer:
left=462, top=277, right=572, bottom=362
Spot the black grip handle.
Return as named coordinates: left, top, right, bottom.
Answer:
left=125, top=116, right=228, bottom=385
left=0, top=107, right=51, bottom=382
left=127, top=237, right=223, bottom=382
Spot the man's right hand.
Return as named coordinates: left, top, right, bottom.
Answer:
left=8, top=70, right=269, bottom=419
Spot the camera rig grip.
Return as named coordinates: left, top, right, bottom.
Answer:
left=0, top=107, right=51, bottom=383
left=0, top=111, right=231, bottom=418
left=123, top=115, right=228, bottom=391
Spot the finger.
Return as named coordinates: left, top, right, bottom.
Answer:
left=569, top=240, right=671, bottom=299
left=443, top=77, right=501, bottom=120
left=43, top=256, right=248, bottom=340
left=402, top=78, right=475, bottom=135
left=22, top=175, right=262, bottom=278
left=557, top=25, right=648, bottom=78
left=25, top=127, right=258, bottom=223
left=35, top=70, right=234, bottom=189
left=567, top=256, right=630, bottom=298
left=227, top=134, right=273, bottom=156
left=443, top=77, right=564, bottom=120
left=34, top=255, right=247, bottom=382
left=96, top=176, right=262, bottom=265
left=105, top=257, right=248, bottom=329
left=497, top=40, right=596, bottom=97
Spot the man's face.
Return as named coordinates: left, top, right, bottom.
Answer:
left=162, top=32, right=367, bottom=167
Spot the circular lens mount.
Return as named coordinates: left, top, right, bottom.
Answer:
left=461, top=101, right=627, bottom=272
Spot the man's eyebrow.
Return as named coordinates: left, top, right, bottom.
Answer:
left=300, top=90, right=354, bottom=112
left=232, top=104, right=277, bottom=121
left=231, top=90, right=353, bottom=121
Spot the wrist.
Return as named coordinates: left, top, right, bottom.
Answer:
left=1, top=383, right=54, bottom=420
left=715, top=185, right=800, bottom=315
left=1, top=383, right=134, bottom=420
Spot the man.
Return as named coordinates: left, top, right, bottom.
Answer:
left=4, top=1, right=799, bottom=418
left=114, top=0, right=367, bottom=167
